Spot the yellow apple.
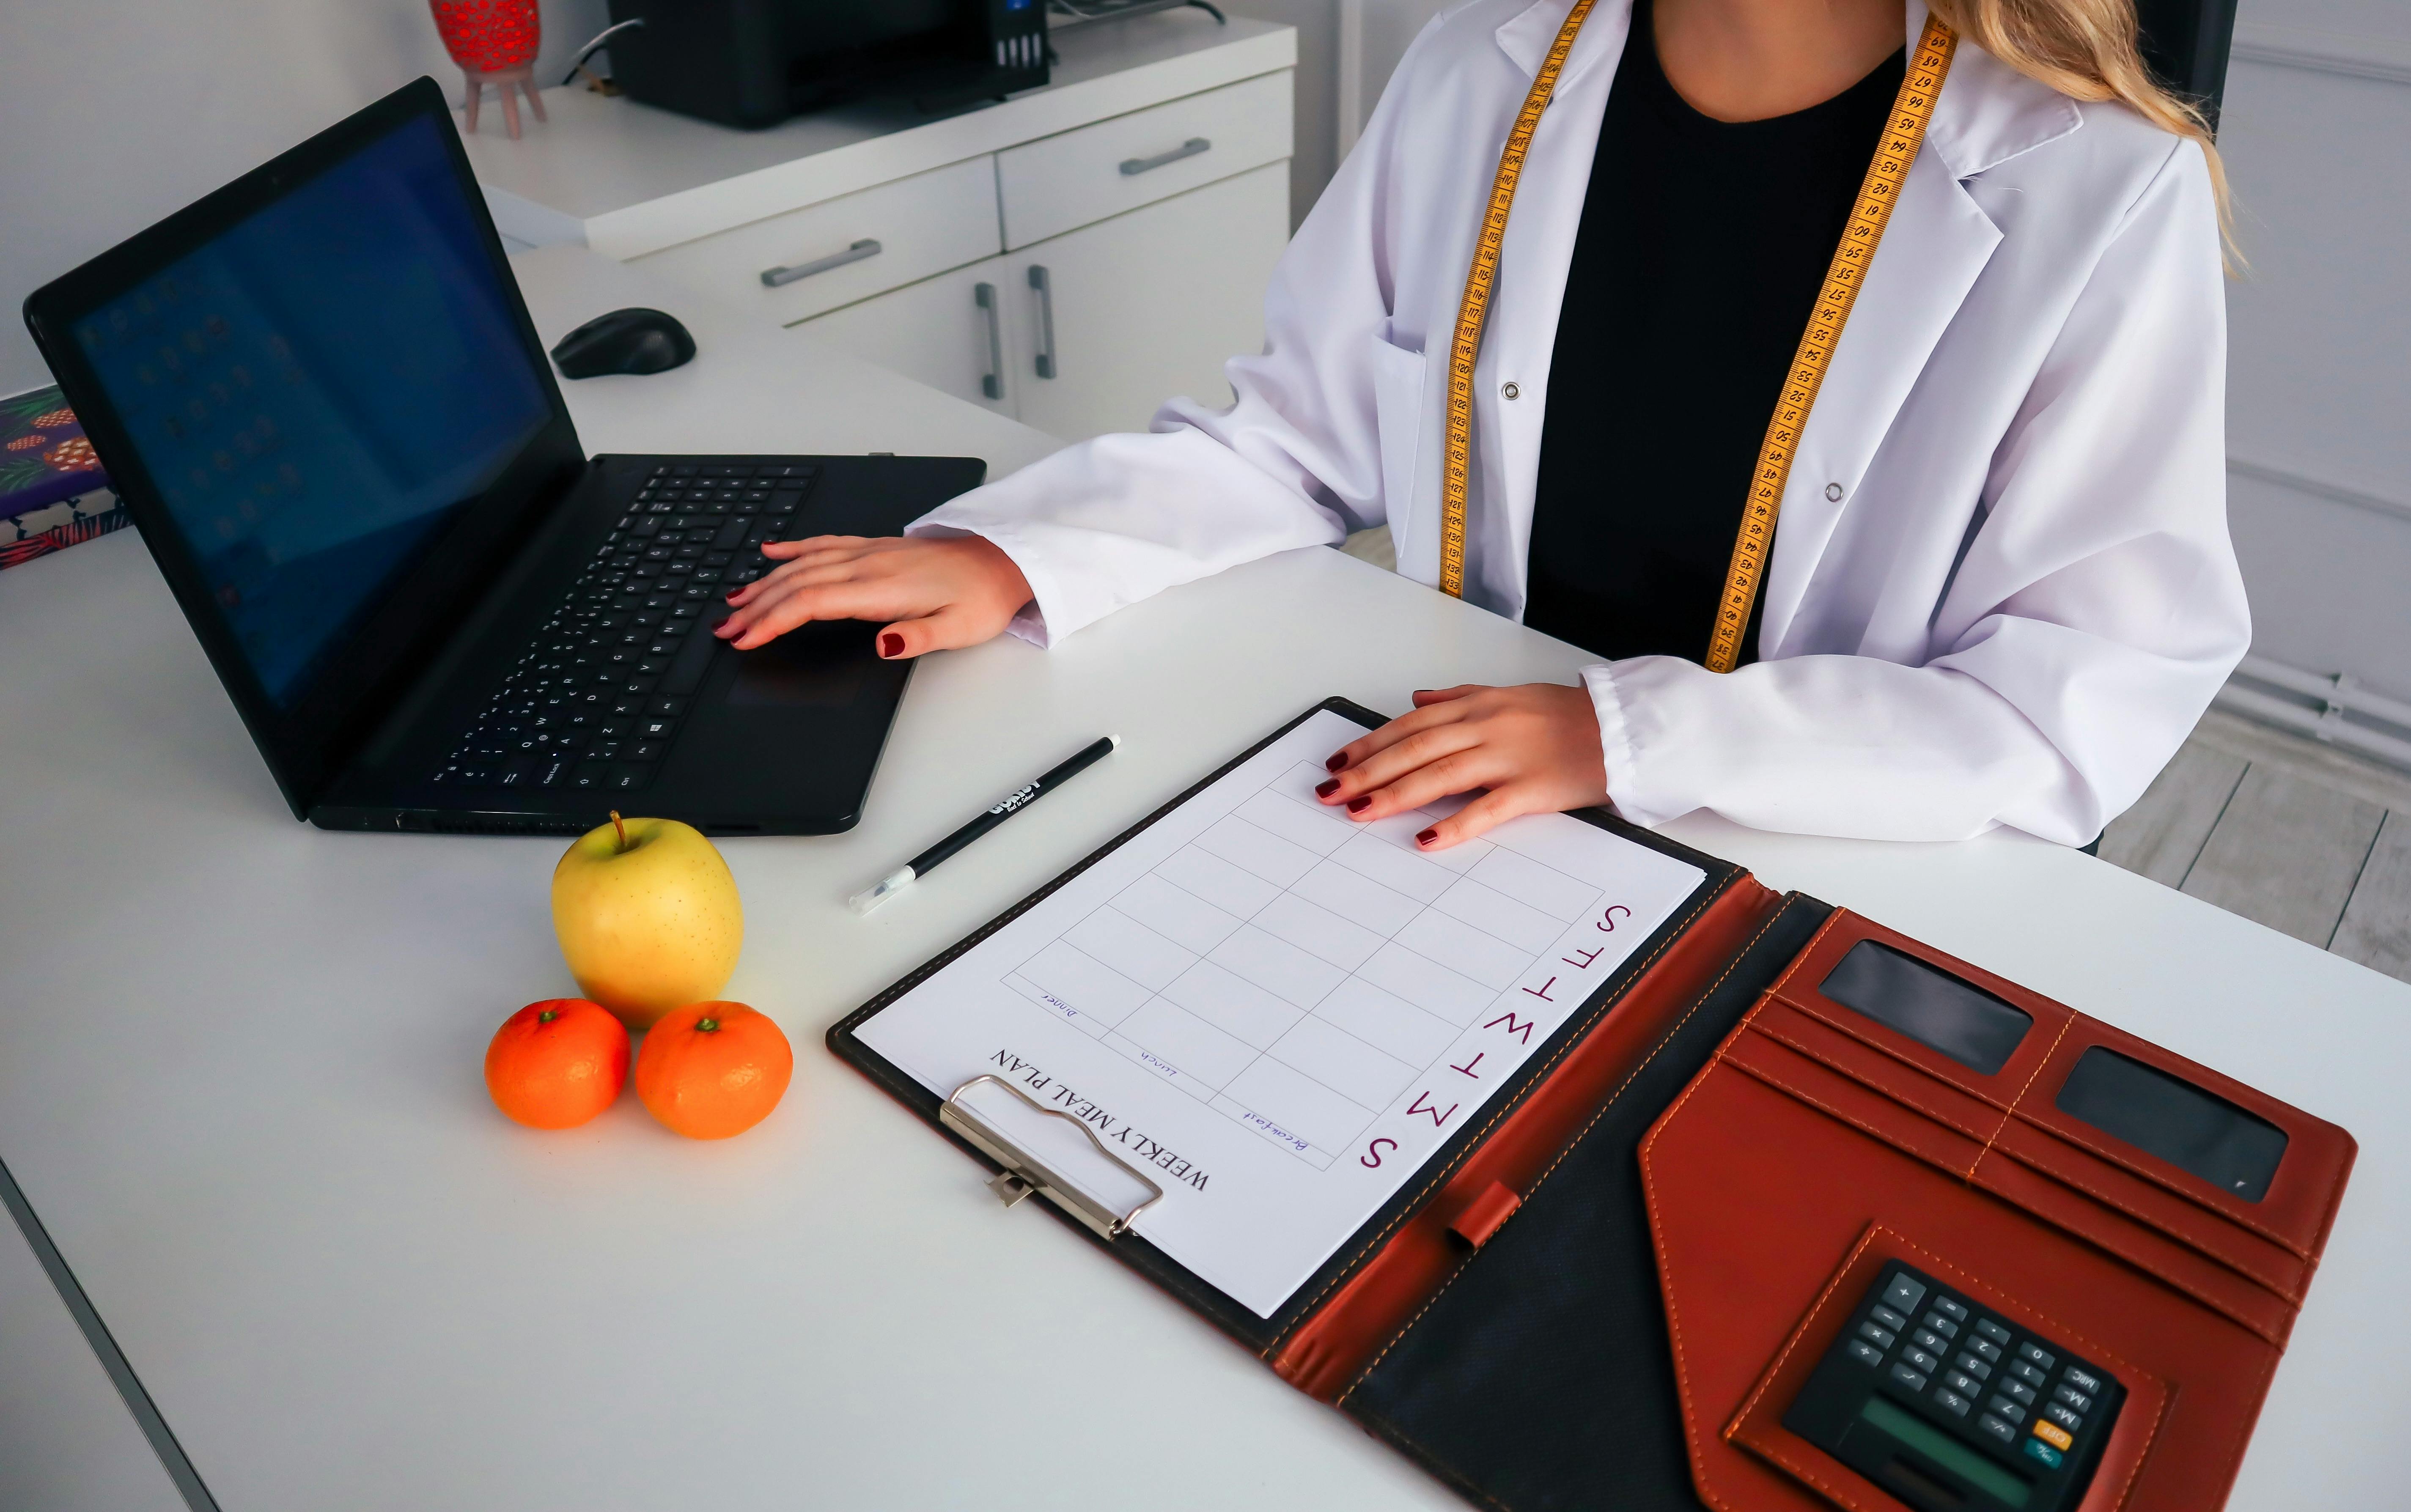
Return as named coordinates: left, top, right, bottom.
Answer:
left=551, top=813, right=743, bottom=1030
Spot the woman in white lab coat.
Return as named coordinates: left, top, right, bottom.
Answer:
left=716, top=0, right=2247, bottom=851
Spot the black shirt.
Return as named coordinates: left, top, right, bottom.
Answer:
left=1524, top=16, right=1904, bottom=665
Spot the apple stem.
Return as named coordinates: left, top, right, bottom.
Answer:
left=609, top=810, right=628, bottom=853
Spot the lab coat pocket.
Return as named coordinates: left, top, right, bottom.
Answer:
left=1369, top=332, right=1428, bottom=572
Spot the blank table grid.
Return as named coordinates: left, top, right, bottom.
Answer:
left=1002, top=763, right=1606, bottom=1167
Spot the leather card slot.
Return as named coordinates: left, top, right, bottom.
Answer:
left=1723, top=1224, right=2171, bottom=1512
left=1724, top=1032, right=1993, bottom=1178
left=1985, top=1118, right=2312, bottom=1305
left=1768, top=912, right=2082, bottom=1102
left=2011, top=1021, right=2359, bottom=1260
left=1968, top=1151, right=2296, bottom=1347
left=1752, top=1000, right=2008, bottom=1143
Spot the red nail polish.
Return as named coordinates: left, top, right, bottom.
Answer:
left=1416, top=827, right=1439, bottom=845
left=1325, top=753, right=1348, bottom=772
left=879, top=632, right=904, bottom=658
left=725, top=590, right=741, bottom=601
left=1347, top=796, right=1372, bottom=813
left=1315, top=778, right=1340, bottom=798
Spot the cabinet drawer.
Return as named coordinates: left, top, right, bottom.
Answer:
left=996, top=69, right=1293, bottom=250
left=629, top=157, right=1002, bottom=325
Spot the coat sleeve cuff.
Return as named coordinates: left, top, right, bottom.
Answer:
left=1580, top=661, right=1675, bottom=829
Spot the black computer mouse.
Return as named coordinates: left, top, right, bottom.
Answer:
left=549, top=307, right=697, bottom=379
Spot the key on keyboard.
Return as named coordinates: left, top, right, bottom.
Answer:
left=430, top=462, right=817, bottom=793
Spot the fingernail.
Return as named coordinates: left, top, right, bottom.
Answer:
left=1416, top=827, right=1439, bottom=845
left=1347, top=796, right=1372, bottom=813
left=725, top=590, right=741, bottom=601
left=879, top=632, right=904, bottom=658
left=1413, top=689, right=1432, bottom=695
left=1315, top=778, right=1340, bottom=798
left=1325, top=753, right=1348, bottom=772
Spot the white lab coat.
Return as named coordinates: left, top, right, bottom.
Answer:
left=914, top=0, right=2246, bottom=845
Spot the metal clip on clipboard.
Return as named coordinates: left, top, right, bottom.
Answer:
left=941, top=1075, right=1165, bottom=1241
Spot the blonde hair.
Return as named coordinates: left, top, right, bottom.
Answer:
left=1926, top=0, right=2235, bottom=254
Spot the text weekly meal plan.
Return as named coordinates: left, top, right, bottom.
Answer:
left=856, top=709, right=1704, bottom=1315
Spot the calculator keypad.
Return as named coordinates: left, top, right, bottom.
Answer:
left=1783, top=1261, right=2124, bottom=1512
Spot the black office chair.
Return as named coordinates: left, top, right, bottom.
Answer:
left=2134, top=0, right=2240, bottom=126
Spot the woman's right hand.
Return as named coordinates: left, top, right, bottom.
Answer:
left=714, top=532, right=1033, bottom=657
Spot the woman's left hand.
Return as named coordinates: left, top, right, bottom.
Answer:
left=1313, top=683, right=1610, bottom=849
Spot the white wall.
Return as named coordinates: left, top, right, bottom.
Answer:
left=1217, top=0, right=1341, bottom=226
left=0, top=0, right=610, bottom=397
left=1221, top=0, right=1451, bottom=221
left=2219, top=0, right=2411, bottom=702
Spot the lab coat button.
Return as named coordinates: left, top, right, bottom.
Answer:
left=1825, top=482, right=1845, bottom=501
left=1501, top=381, right=1520, bottom=400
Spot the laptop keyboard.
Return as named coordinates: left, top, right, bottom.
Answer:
left=431, top=461, right=815, bottom=796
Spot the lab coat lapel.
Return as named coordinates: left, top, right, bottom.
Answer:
left=1757, top=4, right=2077, bottom=654
left=1476, top=0, right=1634, bottom=614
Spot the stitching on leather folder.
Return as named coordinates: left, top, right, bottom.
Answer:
left=1637, top=908, right=1854, bottom=1508
left=1331, top=901, right=1805, bottom=1405
left=1271, top=878, right=1740, bottom=1352
left=1752, top=1018, right=1998, bottom=1137
left=2004, top=1105, right=2319, bottom=1257
left=1757, top=993, right=2311, bottom=1301
left=1985, top=1144, right=2306, bottom=1303
left=1732, top=1046, right=2290, bottom=1340
left=1729, top=1224, right=1890, bottom=1428
left=1969, top=1015, right=2075, bottom=1178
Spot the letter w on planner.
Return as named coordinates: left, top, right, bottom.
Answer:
left=1407, top=1091, right=1459, bottom=1128
left=1485, top=1010, right=1536, bottom=1043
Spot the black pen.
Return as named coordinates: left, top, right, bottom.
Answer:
left=849, top=735, right=1120, bottom=914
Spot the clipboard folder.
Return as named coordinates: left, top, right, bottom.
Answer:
left=829, top=698, right=2356, bottom=1512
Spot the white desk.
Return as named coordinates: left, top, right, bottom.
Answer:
left=3, top=248, right=2406, bottom=1512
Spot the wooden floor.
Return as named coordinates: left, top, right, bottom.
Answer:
left=2102, top=709, right=2411, bottom=983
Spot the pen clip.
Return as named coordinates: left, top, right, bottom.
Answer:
left=940, top=1075, right=1165, bottom=1241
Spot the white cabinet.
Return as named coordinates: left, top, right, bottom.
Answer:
left=461, top=14, right=1297, bottom=450
left=628, top=158, right=1002, bottom=327
left=799, top=256, right=1020, bottom=420
left=799, top=162, right=1288, bottom=442
left=1003, top=162, right=1288, bottom=439
left=994, top=68, right=1293, bottom=249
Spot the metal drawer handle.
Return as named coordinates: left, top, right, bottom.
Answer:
left=975, top=282, right=1005, bottom=401
left=761, top=238, right=881, bottom=288
left=1027, top=265, right=1057, bottom=380
left=1120, top=137, right=1210, bottom=176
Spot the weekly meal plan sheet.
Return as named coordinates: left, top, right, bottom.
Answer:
left=857, top=709, right=1705, bottom=1316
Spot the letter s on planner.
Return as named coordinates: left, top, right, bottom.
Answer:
left=1362, top=1137, right=1399, bottom=1169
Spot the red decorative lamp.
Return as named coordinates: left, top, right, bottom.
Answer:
left=430, top=0, right=548, bottom=139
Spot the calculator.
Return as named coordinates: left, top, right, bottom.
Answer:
left=1781, top=1262, right=2124, bottom=1512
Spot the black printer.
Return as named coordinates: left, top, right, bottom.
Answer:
left=602, top=0, right=1049, bottom=130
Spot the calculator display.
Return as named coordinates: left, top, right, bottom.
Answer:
left=1782, top=1262, right=2123, bottom=1512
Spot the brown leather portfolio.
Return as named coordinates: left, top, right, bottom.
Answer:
left=1641, top=910, right=2356, bottom=1512
left=830, top=700, right=2356, bottom=1512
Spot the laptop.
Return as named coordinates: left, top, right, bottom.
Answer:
left=23, top=77, right=983, bottom=837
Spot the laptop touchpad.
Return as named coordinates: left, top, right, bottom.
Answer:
left=726, top=620, right=876, bottom=707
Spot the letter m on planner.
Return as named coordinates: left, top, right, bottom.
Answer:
left=1484, top=1011, right=1536, bottom=1044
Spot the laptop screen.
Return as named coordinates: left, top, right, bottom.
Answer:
left=65, top=111, right=551, bottom=706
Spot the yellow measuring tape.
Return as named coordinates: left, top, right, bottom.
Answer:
left=1436, top=9, right=1958, bottom=675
